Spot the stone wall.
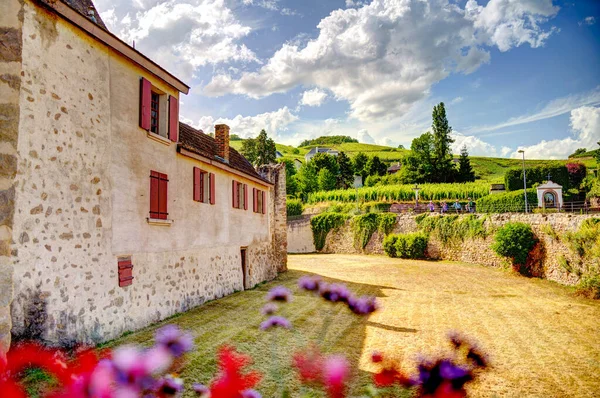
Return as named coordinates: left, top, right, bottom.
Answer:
left=259, top=163, right=287, bottom=273
left=287, top=213, right=595, bottom=286
left=0, top=0, right=23, bottom=357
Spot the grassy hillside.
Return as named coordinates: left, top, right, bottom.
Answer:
left=229, top=138, right=597, bottom=183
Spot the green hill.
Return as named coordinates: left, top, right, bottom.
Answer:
left=229, top=139, right=597, bottom=183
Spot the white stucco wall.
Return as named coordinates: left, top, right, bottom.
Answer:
left=10, top=0, right=279, bottom=345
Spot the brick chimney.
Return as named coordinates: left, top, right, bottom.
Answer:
left=215, top=124, right=230, bottom=162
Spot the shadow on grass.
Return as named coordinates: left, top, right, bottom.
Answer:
left=102, top=269, right=415, bottom=397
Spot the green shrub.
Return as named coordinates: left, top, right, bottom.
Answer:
left=476, top=189, right=537, bottom=213
left=541, top=224, right=560, bottom=241
left=383, top=234, right=399, bottom=257
left=394, top=232, right=428, bottom=259
left=310, top=212, right=350, bottom=251
left=564, top=218, right=600, bottom=258
left=577, top=275, right=600, bottom=299
left=286, top=199, right=304, bottom=217
left=492, top=222, right=536, bottom=266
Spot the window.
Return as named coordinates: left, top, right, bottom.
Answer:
left=232, top=181, right=248, bottom=210
left=194, top=167, right=215, bottom=204
left=150, top=171, right=168, bottom=219
left=139, top=77, right=179, bottom=142
left=150, top=92, right=160, bottom=134
left=253, top=188, right=266, bottom=214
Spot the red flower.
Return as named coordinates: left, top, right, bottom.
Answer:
left=292, top=348, right=323, bottom=383
left=371, top=351, right=383, bottom=363
left=209, top=345, right=262, bottom=398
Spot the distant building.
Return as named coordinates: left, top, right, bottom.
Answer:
left=276, top=150, right=283, bottom=159
left=293, top=159, right=303, bottom=170
left=537, top=180, right=563, bottom=209
left=387, top=162, right=402, bottom=174
left=304, top=147, right=339, bottom=162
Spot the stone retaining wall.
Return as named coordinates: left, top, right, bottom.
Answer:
left=287, top=213, right=596, bottom=286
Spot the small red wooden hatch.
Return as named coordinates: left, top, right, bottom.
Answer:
left=118, top=257, right=134, bottom=287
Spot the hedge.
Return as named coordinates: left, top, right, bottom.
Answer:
left=504, top=164, right=582, bottom=192
left=476, top=189, right=538, bottom=213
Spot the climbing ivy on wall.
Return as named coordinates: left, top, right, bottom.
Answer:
left=310, top=212, right=350, bottom=251
left=351, top=213, right=397, bottom=249
left=415, top=214, right=490, bottom=244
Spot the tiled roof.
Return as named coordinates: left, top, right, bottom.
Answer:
left=178, top=123, right=269, bottom=183
left=57, top=0, right=108, bottom=30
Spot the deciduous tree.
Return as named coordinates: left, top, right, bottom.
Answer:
left=240, top=129, right=276, bottom=166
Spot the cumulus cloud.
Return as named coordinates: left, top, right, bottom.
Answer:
left=204, top=0, right=558, bottom=121
left=509, top=106, right=600, bottom=159
left=451, top=132, right=503, bottom=156
left=96, top=0, right=257, bottom=80
left=300, top=88, right=328, bottom=107
left=189, top=107, right=298, bottom=139
left=357, top=129, right=376, bottom=144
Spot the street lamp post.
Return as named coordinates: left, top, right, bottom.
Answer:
left=518, top=150, right=528, bottom=213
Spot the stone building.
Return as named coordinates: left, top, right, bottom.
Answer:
left=0, top=0, right=286, bottom=353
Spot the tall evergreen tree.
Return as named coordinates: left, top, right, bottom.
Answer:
left=457, top=145, right=476, bottom=182
left=431, top=102, right=456, bottom=182
left=336, top=151, right=354, bottom=189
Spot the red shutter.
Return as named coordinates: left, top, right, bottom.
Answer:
left=193, top=167, right=201, bottom=202
left=118, top=258, right=134, bottom=287
left=158, top=173, right=168, bottom=220
left=140, top=77, right=151, bottom=130
left=150, top=171, right=159, bottom=218
left=253, top=188, right=257, bottom=213
left=244, top=184, right=248, bottom=210
left=262, top=191, right=266, bottom=214
left=169, top=95, right=179, bottom=142
left=209, top=173, right=216, bottom=205
left=232, top=181, right=238, bottom=208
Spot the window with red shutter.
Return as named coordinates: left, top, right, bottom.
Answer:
left=253, top=188, right=257, bottom=212
left=193, top=167, right=201, bottom=202
left=243, top=184, right=248, bottom=210
left=150, top=92, right=160, bottom=134
left=262, top=190, right=266, bottom=214
left=150, top=171, right=168, bottom=220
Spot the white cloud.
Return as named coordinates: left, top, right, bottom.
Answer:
left=509, top=106, right=600, bottom=159
left=204, top=0, right=558, bottom=121
left=242, top=0, right=299, bottom=16
left=467, top=86, right=600, bottom=134
left=357, top=129, right=376, bottom=144
left=579, top=16, right=596, bottom=26
left=450, top=96, right=464, bottom=105
left=96, top=0, right=258, bottom=81
left=189, top=107, right=298, bottom=140
left=451, top=132, right=503, bottom=156
left=300, top=88, right=328, bottom=107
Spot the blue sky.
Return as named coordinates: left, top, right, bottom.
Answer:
left=96, top=0, right=600, bottom=159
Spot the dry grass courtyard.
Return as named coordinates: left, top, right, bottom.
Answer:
left=105, top=254, right=600, bottom=397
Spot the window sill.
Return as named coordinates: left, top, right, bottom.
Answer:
left=147, top=218, right=173, bottom=226
left=147, top=131, right=171, bottom=146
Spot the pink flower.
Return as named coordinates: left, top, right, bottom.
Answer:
left=323, top=355, right=349, bottom=398
left=155, top=325, right=194, bottom=357
left=266, top=286, right=292, bottom=302
left=260, top=303, right=278, bottom=316
left=259, top=316, right=292, bottom=331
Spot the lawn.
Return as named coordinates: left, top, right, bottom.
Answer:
left=99, top=254, right=600, bottom=397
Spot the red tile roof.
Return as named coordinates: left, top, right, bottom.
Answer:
left=178, top=123, right=268, bottom=183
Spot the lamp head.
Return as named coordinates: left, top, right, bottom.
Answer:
left=518, top=150, right=524, bottom=153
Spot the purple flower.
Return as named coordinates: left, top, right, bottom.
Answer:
left=192, top=383, right=211, bottom=396
left=145, top=345, right=173, bottom=374
left=439, top=360, right=470, bottom=380
left=155, top=325, right=194, bottom=357
left=242, top=389, right=262, bottom=398
left=266, top=286, right=292, bottom=302
left=347, top=295, right=378, bottom=315
left=154, top=375, right=184, bottom=396
left=260, top=303, right=278, bottom=316
left=298, top=275, right=321, bottom=291
left=319, top=283, right=352, bottom=303
left=112, top=346, right=150, bottom=386
left=259, top=316, right=292, bottom=331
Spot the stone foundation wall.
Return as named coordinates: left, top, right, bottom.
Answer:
left=0, top=0, right=24, bottom=357
left=288, top=213, right=596, bottom=286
